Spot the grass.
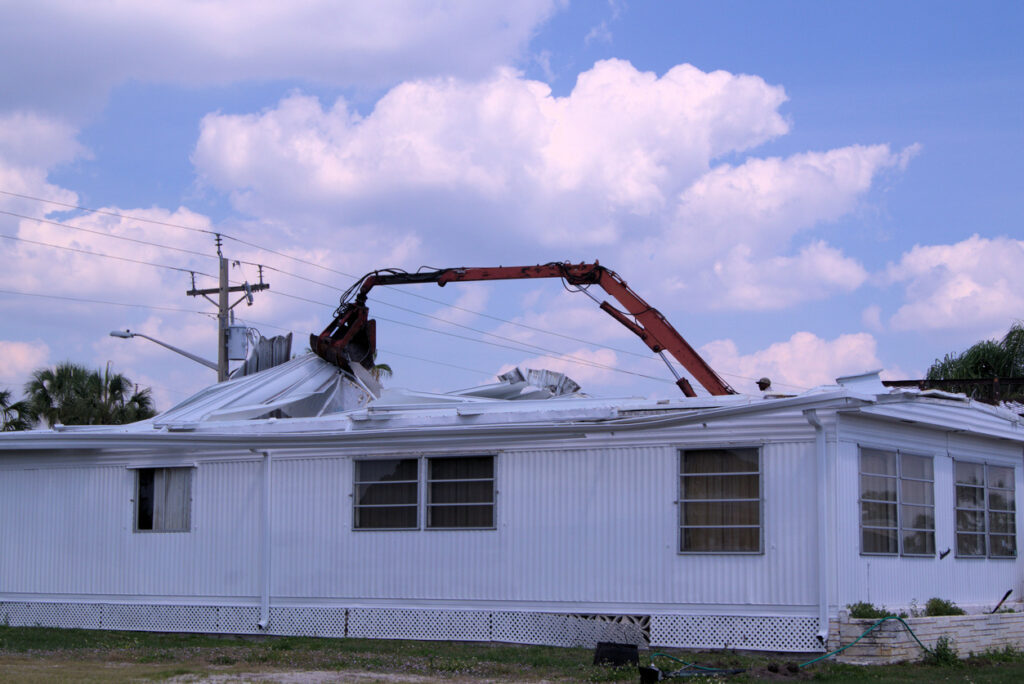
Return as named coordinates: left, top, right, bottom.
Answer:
left=4, top=625, right=1024, bottom=681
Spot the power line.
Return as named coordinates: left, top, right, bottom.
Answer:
left=0, top=287, right=208, bottom=315
left=0, top=233, right=218, bottom=279
left=0, top=190, right=656, bottom=358
left=0, top=189, right=801, bottom=390
left=268, top=289, right=676, bottom=384
left=0, top=190, right=215, bottom=236
left=0, top=209, right=218, bottom=261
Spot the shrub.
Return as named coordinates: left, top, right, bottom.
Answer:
left=924, top=598, right=966, bottom=617
left=924, top=635, right=960, bottom=666
left=847, top=602, right=893, bottom=619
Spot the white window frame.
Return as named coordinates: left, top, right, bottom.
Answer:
left=858, top=447, right=935, bottom=557
left=678, top=447, right=763, bottom=555
left=133, top=466, right=193, bottom=533
left=954, top=460, right=1017, bottom=559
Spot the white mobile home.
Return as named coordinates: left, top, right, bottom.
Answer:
left=1, top=356, right=1022, bottom=653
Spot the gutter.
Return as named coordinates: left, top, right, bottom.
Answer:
left=0, top=391, right=861, bottom=452
left=803, top=409, right=830, bottom=645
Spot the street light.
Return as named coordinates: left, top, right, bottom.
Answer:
left=109, top=330, right=218, bottom=372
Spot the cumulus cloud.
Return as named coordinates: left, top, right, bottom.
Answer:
left=0, top=339, right=50, bottom=391
left=700, top=332, right=883, bottom=393
left=695, top=241, right=868, bottom=310
left=194, top=60, right=789, bottom=240
left=653, top=145, right=907, bottom=262
left=193, top=60, right=905, bottom=310
left=887, top=235, right=1024, bottom=332
left=0, top=1, right=560, bottom=116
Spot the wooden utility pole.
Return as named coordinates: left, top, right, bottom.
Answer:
left=186, top=235, right=270, bottom=382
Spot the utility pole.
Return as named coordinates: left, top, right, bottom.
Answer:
left=186, top=235, right=270, bottom=382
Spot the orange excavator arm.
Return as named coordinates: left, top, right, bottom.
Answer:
left=311, top=261, right=735, bottom=397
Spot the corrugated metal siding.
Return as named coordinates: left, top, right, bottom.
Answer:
left=834, top=415, right=1024, bottom=610
left=265, top=438, right=818, bottom=611
left=0, top=459, right=261, bottom=599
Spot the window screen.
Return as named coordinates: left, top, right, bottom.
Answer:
left=955, top=461, right=1017, bottom=558
left=679, top=448, right=761, bottom=553
left=427, top=456, right=494, bottom=529
left=859, top=448, right=934, bottom=556
left=354, top=459, right=418, bottom=529
left=135, top=467, right=192, bottom=532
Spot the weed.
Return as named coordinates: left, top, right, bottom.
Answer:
left=924, top=635, right=960, bottom=666
left=923, top=598, right=966, bottom=616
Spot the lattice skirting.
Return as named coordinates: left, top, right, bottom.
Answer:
left=0, top=602, right=822, bottom=652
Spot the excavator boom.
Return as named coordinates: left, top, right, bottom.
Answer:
left=311, top=262, right=735, bottom=397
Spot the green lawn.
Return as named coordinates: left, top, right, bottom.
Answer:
left=2, top=625, right=1024, bottom=682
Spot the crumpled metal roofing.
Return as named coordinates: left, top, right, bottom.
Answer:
left=151, top=353, right=374, bottom=427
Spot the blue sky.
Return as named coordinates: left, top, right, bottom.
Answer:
left=1, top=1, right=1021, bottom=409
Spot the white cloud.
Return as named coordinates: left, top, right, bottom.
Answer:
left=0, top=339, right=50, bottom=391
left=0, top=1, right=560, bottom=116
left=193, top=61, right=905, bottom=311
left=193, top=59, right=789, bottom=241
left=861, top=305, right=883, bottom=332
left=695, top=241, right=868, bottom=310
left=426, top=287, right=491, bottom=328
left=701, top=332, right=883, bottom=393
left=664, top=145, right=907, bottom=258
left=887, top=235, right=1024, bottom=332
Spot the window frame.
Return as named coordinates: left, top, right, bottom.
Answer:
left=352, top=457, right=420, bottom=531
left=425, top=455, right=496, bottom=531
left=133, top=466, right=193, bottom=534
left=858, top=446, right=935, bottom=557
left=677, top=446, right=763, bottom=555
left=352, top=454, right=497, bottom=532
left=954, top=459, right=1017, bottom=560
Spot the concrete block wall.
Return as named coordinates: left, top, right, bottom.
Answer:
left=829, top=613, right=1024, bottom=664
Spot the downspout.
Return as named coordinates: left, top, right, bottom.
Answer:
left=803, top=409, right=830, bottom=645
left=256, top=449, right=272, bottom=630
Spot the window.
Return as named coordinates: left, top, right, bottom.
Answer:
left=427, top=456, right=495, bottom=529
left=353, top=459, right=418, bottom=529
left=859, top=448, right=934, bottom=556
left=679, top=448, right=761, bottom=553
left=135, top=467, right=192, bottom=532
left=353, top=455, right=495, bottom=530
left=955, top=461, right=1017, bottom=558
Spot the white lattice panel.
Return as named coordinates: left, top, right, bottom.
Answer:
left=0, top=601, right=102, bottom=629
left=101, top=604, right=219, bottom=633
left=492, top=612, right=647, bottom=648
left=217, top=606, right=262, bottom=634
left=348, top=608, right=490, bottom=642
left=268, top=607, right=347, bottom=637
left=650, top=615, right=823, bottom=652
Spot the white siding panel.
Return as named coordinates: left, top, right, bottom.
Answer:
left=0, top=459, right=261, bottom=599
left=266, top=442, right=817, bottom=612
left=834, top=416, right=1024, bottom=610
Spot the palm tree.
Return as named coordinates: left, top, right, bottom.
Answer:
left=926, top=322, right=1024, bottom=402
left=24, top=361, right=156, bottom=427
left=0, top=388, right=32, bottom=431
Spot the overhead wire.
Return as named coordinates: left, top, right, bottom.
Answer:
left=0, top=232, right=218, bottom=279
left=0, top=209, right=218, bottom=262
left=268, top=289, right=677, bottom=384
left=0, top=189, right=803, bottom=390
left=0, top=191, right=673, bottom=363
left=0, top=287, right=209, bottom=315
